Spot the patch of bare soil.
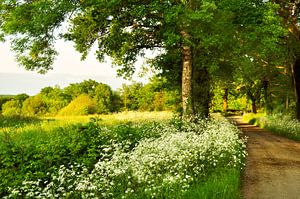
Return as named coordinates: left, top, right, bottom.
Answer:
left=228, top=116, right=300, bottom=199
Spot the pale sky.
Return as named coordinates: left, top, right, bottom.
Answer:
left=0, top=40, right=151, bottom=95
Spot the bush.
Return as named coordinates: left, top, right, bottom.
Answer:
left=22, top=95, right=47, bottom=116
left=1, top=94, right=29, bottom=116
left=58, top=94, right=97, bottom=116
left=1, top=100, right=22, bottom=116
left=0, top=96, right=13, bottom=112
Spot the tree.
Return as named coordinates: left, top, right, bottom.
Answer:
left=94, top=83, right=113, bottom=114
left=40, top=86, right=69, bottom=115
left=0, top=0, right=286, bottom=118
left=22, top=95, right=46, bottom=116
left=64, top=79, right=100, bottom=100
left=119, top=83, right=143, bottom=111
left=1, top=94, right=29, bottom=116
left=269, top=0, right=300, bottom=119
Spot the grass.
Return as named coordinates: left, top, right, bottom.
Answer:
left=1, top=112, right=245, bottom=198
left=242, top=113, right=300, bottom=141
left=50, top=111, right=173, bottom=125
left=184, top=168, right=242, bottom=199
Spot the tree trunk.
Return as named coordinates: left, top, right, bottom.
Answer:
left=192, top=67, right=210, bottom=118
left=286, top=95, right=289, bottom=110
left=292, top=58, right=300, bottom=119
left=263, top=79, right=271, bottom=113
left=181, top=31, right=194, bottom=119
left=252, top=99, right=257, bottom=114
left=223, top=88, right=228, bottom=113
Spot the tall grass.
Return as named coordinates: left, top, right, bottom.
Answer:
left=243, top=113, right=300, bottom=141
left=184, top=168, right=241, bottom=199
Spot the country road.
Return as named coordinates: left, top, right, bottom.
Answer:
left=228, top=116, right=300, bottom=199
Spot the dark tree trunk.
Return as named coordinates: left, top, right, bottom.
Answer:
left=181, top=31, right=194, bottom=119
left=247, top=90, right=257, bottom=114
left=293, top=58, right=300, bottom=119
left=192, top=67, right=210, bottom=118
left=223, top=88, right=228, bottom=113
left=252, top=100, right=257, bottom=114
left=263, top=79, right=272, bottom=113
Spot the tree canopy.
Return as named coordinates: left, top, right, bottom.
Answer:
left=0, top=0, right=295, bottom=118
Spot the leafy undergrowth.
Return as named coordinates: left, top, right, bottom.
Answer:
left=0, top=115, right=41, bottom=128
left=243, top=113, right=300, bottom=141
left=1, top=113, right=246, bottom=198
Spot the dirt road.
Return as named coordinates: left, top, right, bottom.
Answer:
left=228, top=116, right=300, bottom=199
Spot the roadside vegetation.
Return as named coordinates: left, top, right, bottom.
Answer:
left=243, top=113, right=300, bottom=141
left=0, top=112, right=246, bottom=198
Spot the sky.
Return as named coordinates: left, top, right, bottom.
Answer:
left=0, top=40, right=150, bottom=95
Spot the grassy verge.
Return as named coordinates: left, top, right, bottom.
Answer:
left=184, top=168, right=242, bottom=199
left=1, top=112, right=245, bottom=198
left=242, top=113, right=300, bottom=141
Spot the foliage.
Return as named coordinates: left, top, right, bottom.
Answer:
left=119, top=77, right=180, bottom=112
left=58, top=94, right=97, bottom=116
left=211, top=85, right=249, bottom=112
left=0, top=112, right=172, bottom=197
left=0, top=96, right=13, bottom=112
left=22, top=94, right=47, bottom=116
left=0, top=115, right=41, bottom=128
left=1, top=114, right=246, bottom=198
left=1, top=100, right=22, bottom=116
left=40, top=86, right=69, bottom=115
left=94, top=83, right=114, bottom=114
left=243, top=113, right=300, bottom=141
left=1, top=94, right=29, bottom=116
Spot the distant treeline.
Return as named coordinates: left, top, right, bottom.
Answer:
left=0, top=78, right=181, bottom=116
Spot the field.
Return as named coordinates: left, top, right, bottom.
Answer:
left=0, top=112, right=246, bottom=198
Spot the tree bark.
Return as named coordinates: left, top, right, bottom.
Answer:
left=263, top=79, right=271, bottom=113
left=247, top=90, right=258, bottom=114
left=223, top=88, right=228, bottom=113
left=286, top=95, right=289, bottom=110
left=252, top=100, right=257, bottom=114
left=181, top=31, right=194, bottom=119
left=292, top=58, right=300, bottom=119
left=192, top=67, right=210, bottom=118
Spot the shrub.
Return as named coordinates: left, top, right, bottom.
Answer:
left=0, top=96, right=13, bottom=112
left=22, top=95, right=47, bottom=116
left=1, top=100, right=22, bottom=116
left=1, top=94, right=29, bottom=116
left=58, top=94, right=97, bottom=116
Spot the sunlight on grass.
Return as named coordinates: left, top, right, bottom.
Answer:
left=243, top=113, right=300, bottom=141
left=47, top=111, right=173, bottom=124
left=0, top=111, right=174, bottom=136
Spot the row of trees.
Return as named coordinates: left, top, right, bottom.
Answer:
left=1, top=0, right=300, bottom=119
left=0, top=79, right=180, bottom=116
